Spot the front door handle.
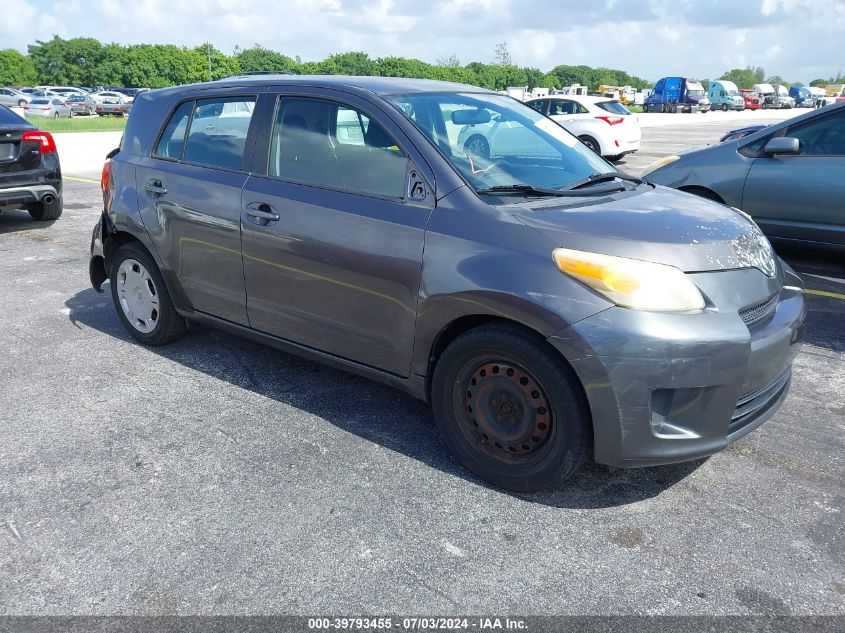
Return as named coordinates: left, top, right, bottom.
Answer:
left=245, top=202, right=280, bottom=224
left=144, top=179, right=167, bottom=195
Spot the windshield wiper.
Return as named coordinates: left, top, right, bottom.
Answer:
left=565, top=171, right=643, bottom=190
left=476, top=184, right=569, bottom=197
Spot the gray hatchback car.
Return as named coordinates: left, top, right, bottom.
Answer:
left=89, top=76, right=806, bottom=491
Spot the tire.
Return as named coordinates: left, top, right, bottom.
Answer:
left=109, top=242, right=188, bottom=346
left=69, top=109, right=74, bottom=118
left=721, top=103, right=728, bottom=112
left=17, top=99, right=26, bottom=107
left=28, top=195, right=62, bottom=221
left=578, top=135, right=600, bottom=155
left=431, top=324, right=591, bottom=492
left=463, top=134, right=490, bottom=160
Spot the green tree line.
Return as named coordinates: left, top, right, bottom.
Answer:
left=1, top=36, right=653, bottom=91
left=2, top=38, right=826, bottom=93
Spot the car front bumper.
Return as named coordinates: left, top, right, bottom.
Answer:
left=548, top=265, right=806, bottom=468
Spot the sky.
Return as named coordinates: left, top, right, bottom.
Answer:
left=2, top=0, right=844, bottom=83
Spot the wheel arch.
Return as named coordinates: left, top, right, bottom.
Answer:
left=424, top=315, right=595, bottom=460
left=678, top=185, right=726, bottom=204
left=420, top=312, right=580, bottom=402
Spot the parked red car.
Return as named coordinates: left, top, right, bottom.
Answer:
left=739, top=89, right=761, bottom=110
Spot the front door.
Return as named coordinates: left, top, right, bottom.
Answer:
left=742, top=107, right=845, bottom=246
left=241, top=91, right=434, bottom=376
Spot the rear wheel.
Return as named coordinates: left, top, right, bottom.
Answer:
left=109, top=242, right=188, bottom=346
left=464, top=135, right=490, bottom=160
left=53, top=111, right=59, bottom=119
left=27, top=196, right=62, bottom=221
left=431, top=324, right=590, bottom=492
left=578, top=135, right=600, bottom=155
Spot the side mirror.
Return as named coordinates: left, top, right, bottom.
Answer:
left=763, top=137, right=800, bottom=155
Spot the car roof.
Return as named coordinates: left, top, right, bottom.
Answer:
left=149, top=75, right=495, bottom=99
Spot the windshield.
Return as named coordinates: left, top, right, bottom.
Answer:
left=386, top=92, right=610, bottom=192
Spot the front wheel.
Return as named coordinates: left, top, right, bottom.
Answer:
left=431, top=324, right=590, bottom=492
left=18, top=99, right=26, bottom=107
left=109, top=242, right=188, bottom=346
left=722, top=103, right=728, bottom=112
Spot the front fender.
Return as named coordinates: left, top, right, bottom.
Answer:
left=411, top=193, right=612, bottom=375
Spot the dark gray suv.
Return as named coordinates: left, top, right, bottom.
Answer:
left=89, top=76, right=806, bottom=491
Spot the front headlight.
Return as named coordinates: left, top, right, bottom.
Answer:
left=553, top=248, right=705, bottom=312
left=641, top=154, right=680, bottom=177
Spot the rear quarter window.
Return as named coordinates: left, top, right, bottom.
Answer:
left=597, top=100, right=630, bottom=115
left=153, top=101, right=195, bottom=160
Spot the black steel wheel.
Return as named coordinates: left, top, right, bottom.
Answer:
left=431, top=324, right=590, bottom=491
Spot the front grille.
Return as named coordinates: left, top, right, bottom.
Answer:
left=730, top=369, right=791, bottom=435
left=739, top=294, right=778, bottom=327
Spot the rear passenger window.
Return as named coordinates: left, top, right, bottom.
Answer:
left=268, top=98, right=407, bottom=199
left=154, top=101, right=194, bottom=160
left=183, top=97, right=256, bottom=170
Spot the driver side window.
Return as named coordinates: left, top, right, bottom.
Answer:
left=786, top=110, right=845, bottom=156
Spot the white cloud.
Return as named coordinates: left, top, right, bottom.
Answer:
left=4, top=0, right=843, bottom=82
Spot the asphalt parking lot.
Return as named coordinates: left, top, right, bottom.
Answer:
left=0, top=120, right=842, bottom=616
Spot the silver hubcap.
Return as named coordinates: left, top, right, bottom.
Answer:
left=117, top=259, right=160, bottom=334
left=467, top=138, right=487, bottom=156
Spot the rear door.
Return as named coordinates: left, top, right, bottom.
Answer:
left=240, top=88, right=434, bottom=376
left=742, top=107, right=845, bottom=246
left=134, top=90, right=262, bottom=325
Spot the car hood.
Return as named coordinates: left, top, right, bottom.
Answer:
left=512, top=184, right=777, bottom=276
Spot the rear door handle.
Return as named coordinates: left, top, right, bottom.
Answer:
left=144, top=179, right=167, bottom=195
left=245, top=202, right=280, bottom=224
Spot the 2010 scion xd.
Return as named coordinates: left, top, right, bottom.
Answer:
left=90, top=77, right=806, bottom=491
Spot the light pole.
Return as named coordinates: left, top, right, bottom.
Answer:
left=207, top=42, right=212, bottom=81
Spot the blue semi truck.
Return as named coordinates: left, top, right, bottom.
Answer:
left=643, top=77, right=711, bottom=113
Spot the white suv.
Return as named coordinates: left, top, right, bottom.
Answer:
left=526, top=95, right=641, bottom=160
